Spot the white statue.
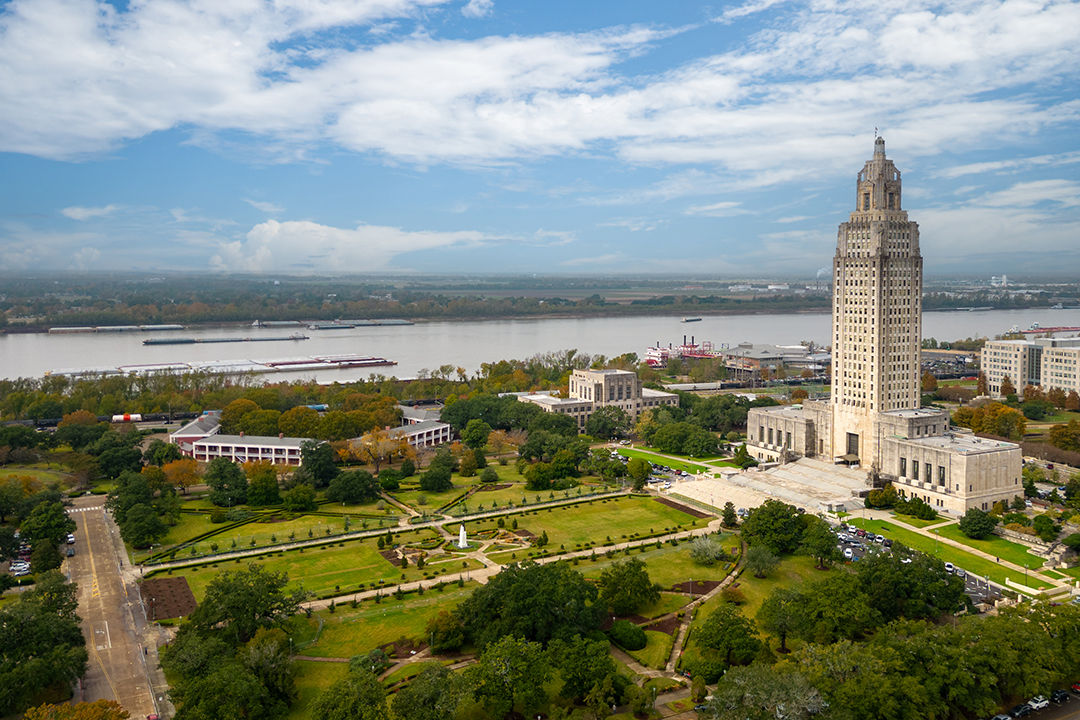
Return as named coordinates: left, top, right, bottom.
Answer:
left=458, top=524, right=468, bottom=549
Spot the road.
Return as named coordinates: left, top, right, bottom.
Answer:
left=67, top=494, right=168, bottom=717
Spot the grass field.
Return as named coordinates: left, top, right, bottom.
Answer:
left=931, top=523, right=1046, bottom=568
left=681, top=555, right=823, bottom=666
left=302, top=582, right=478, bottom=658
left=849, top=519, right=1051, bottom=591
left=160, top=527, right=484, bottom=600
left=287, top=660, right=349, bottom=720
left=576, top=536, right=739, bottom=590
left=628, top=630, right=674, bottom=670
left=132, top=512, right=215, bottom=562
left=616, top=449, right=707, bottom=474
left=174, top=513, right=389, bottom=555
left=635, top=445, right=725, bottom=463
left=889, top=512, right=947, bottom=529
left=452, top=495, right=707, bottom=552
left=0, top=465, right=75, bottom=486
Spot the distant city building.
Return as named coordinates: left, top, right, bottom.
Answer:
left=516, top=368, right=677, bottom=431
left=747, top=138, right=1021, bottom=514
left=991, top=274, right=1008, bottom=287
left=983, top=337, right=1080, bottom=397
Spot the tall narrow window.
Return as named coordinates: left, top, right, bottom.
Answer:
left=863, top=192, right=870, bottom=210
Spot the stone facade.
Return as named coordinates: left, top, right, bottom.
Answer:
left=747, top=138, right=1021, bottom=514
left=517, top=368, right=677, bottom=432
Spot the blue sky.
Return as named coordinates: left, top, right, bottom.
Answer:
left=1, top=0, right=1079, bottom=276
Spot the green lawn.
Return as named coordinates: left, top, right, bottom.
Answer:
left=159, top=528, right=484, bottom=600
left=302, top=582, right=478, bottom=658
left=576, top=536, right=739, bottom=591
left=635, top=445, right=725, bottom=463
left=132, top=512, right=216, bottom=562
left=888, top=512, right=946, bottom=529
left=616, top=449, right=708, bottom=474
left=0, top=465, right=75, bottom=487
left=637, top=592, right=692, bottom=619
left=628, top=630, right=674, bottom=670
left=173, top=513, right=387, bottom=556
left=287, top=660, right=349, bottom=720
left=931, top=523, right=1046, bottom=568
left=681, top=555, right=823, bottom=667
left=849, top=519, right=1051, bottom=591
left=1062, top=566, right=1080, bottom=580
left=452, top=495, right=707, bottom=553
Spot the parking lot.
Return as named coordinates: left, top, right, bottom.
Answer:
left=832, top=523, right=1004, bottom=605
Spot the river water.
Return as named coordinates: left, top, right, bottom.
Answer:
left=2, top=308, right=1078, bottom=383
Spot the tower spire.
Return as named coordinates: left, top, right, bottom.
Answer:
left=874, top=135, right=886, bottom=157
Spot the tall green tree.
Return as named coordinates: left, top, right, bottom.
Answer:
left=703, top=664, right=826, bottom=720
left=467, top=635, right=551, bottom=719
left=695, top=603, right=761, bottom=668
left=598, top=557, right=660, bottom=616
left=756, top=588, right=806, bottom=653
left=204, top=458, right=247, bottom=507
left=299, top=440, right=338, bottom=487
left=958, top=507, right=998, bottom=539
left=20, top=501, right=75, bottom=547
left=391, top=665, right=465, bottom=720
left=745, top=545, right=779, bottom=579
left=461, top=419, right=493, bottom=449
left=548, top=636, right=618, bottom=702
left=799, top=516, right=842, bottom=569
left=740, top=499, right=803, bottom=554
left=189, top=564, right=307, bottom=644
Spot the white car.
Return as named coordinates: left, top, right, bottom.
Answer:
left=944, top=562, right=955, bottom=574
left=1028, top=696, right=1050, bottom=711
left=955, top=567, right=966, bottom=579
left=843, top=547, right=854, bottom=560
left=66, top=534, right=76, bottom=545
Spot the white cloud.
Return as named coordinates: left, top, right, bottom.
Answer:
left=561, top=253, right=622, bottom=267
left=684, top=201, right=745, bottom=217
left=61, top=204, right=118, bottom=220
left=775, top=215, right=810, bottom=224
left=71, top=246, right=100, bottom=270
left=461, top=0, right=493, bottom=18
left=532, top=229, right=576, bottom=246
left=0, top=0, right=1078, bottom=196
left=210, top=219, right=492, bottom=272
left=978, top=179, right=1080, bottom=208
left=937, top=151, right=1080, bottom=179
left=244, top=198, right=284, bottom=214
left=598, top=218, right=663, bottom=232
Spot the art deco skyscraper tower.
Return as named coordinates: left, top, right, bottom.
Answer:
left=831, top=136, right=922, bottom=463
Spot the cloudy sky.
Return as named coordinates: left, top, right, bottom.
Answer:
left=1, top=0, right=1079, bottom=276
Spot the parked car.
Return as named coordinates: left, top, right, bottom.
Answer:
left=66, top=533, right=76, bottom=545
left=955, top=567, right=967, bottom=578
left=66, top=547, right=75, bottom=557
left=856, top=529, right=867, bottom=537
left=1071, top=681, right=1080, bottom=693
left=883, top=538, right=893, bottom=548
left=991, top=715, right=1011, bottom=720
left=945, top=562, right=956, bottom=574
left=1027, top=696, right=1049, bottom=711
left=1008, top=703, right=1032, bottom=718
left=874, top=534, right=885, bottom=544
left=1050, top=689, right=1070, bottom=704
left=843, top=548, right=854, bottom=560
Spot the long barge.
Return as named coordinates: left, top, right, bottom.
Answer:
left=143, top=334, right=309, bottom=346
left=45, top=353, right=396, bottom=378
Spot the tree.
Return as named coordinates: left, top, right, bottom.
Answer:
left=740, top=499, right=803, bottom=554
left=704, top=665, right=826, bottom=720
left=479, top=467, right=499, bottom=484
left=689, top=535, right=728, bottom=566
left=425, top=610, right=465, bottom=654
left=461, top=418, right=493, bottom=449
left=722, top=501, right=738, bottom=527
left=921, top=371, right=938, bottom=392
left=189, top=564, right=307, bottom=644
left=958, top=507, right=999, bottom=540
left=626, top=457, right=650, bottom=490
left=277, top=406, right=321, bottom=438
left=281, top=484, right=317, bottom=512
left=549, top=636, right=618, bottom=702
left=1033, top=514, right=1058, bottom=542
left=96, top=445, right=143, bottom=480
left=205, top=458, right=248, bottom=507
left=245, top=462, right=281, bottom=506
left=352, top=428, right=408, bottom=474
left=162, top=458, right=199, bottom=494
left=458, top=451, right=478, bottom=477
left=585, top=406, right=631, bottom=440
left=30, top=541, right=63, bottom=572
left=599, top=557, right=660, bottom=616
left=756, top=588, right=806, bottom=653
left=695, top=603, right=761, bottom=668
left=391, top=665, right=466, bottom=720
left=976, top=372, right=989, bottom=396
left=142, top=438, right=182, bottom=466
left=0, top=572, right=87, bottom=716
left=300, top=440, right=338, bottom=487
left=455, top=561, right=603, bottom=649
left=24, top=701, right=130, bottom=720
left=800, top=516, right=843, bottom=569
left=1067, top=390, right=1080, bottom=411
left=855, top=545, right=964, bottom=622
left=241, top=628, right=296, bottom=707
left=733, top=443, right=758, bottom=469
left=467, top=635, right=551, bottom=719
left=420, top=450, right=455, bottom=492
left=119, top=503, right=167, bottom=549
left=20, top=500, right=75, bottom=547
left=745, top=545, right=779, bottom=579
left=325, top=470, right=379, bottom=504
left=170, top=660, right=284, bottom=720
left=1000, top=375, right=1016, bottom=397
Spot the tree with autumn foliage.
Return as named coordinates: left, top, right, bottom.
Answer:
left=24, top=701, right=129, bottom=720
left=163, top=458, right=200, bottom=494
left=351, top=427, right=411, bottom=474
left=952, top=402, right=1026, bottom=440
